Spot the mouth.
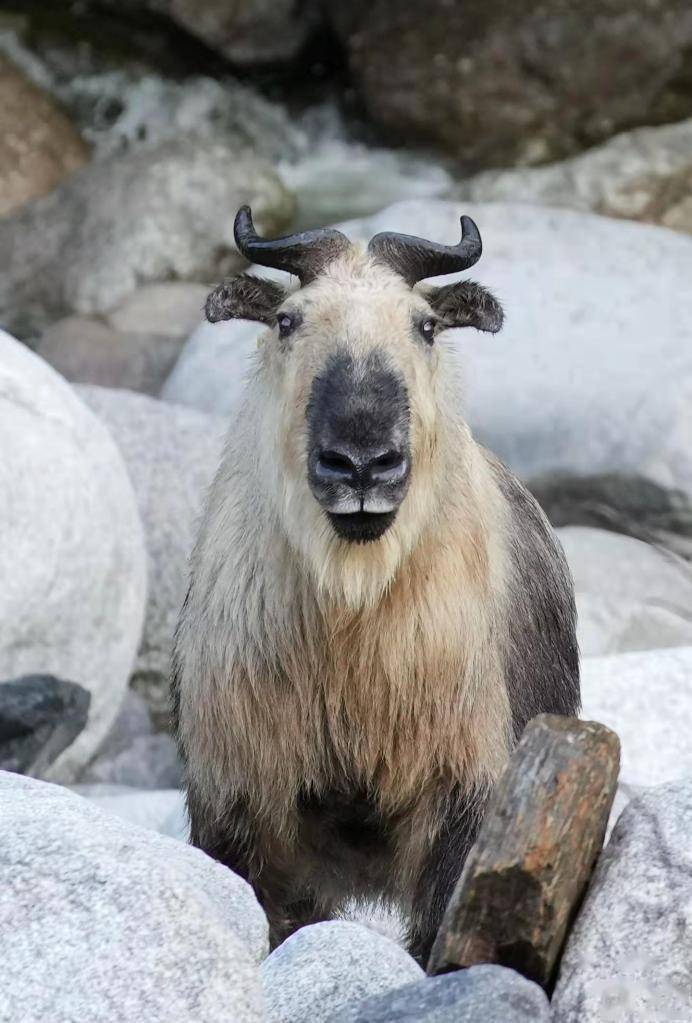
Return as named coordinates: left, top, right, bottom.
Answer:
left=327, top=510, right=397, bottom=544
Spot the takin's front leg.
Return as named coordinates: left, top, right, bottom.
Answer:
left=405, top=789, right=487, bottom=968
left=187, top=789, right=333, bottom=948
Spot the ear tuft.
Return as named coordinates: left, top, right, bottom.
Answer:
left=205, top=274, right=286, bottom=325
left=425, top=280, right=504, bottom=334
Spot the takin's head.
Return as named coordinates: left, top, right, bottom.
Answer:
left=206, top=206, right=503, bottom=603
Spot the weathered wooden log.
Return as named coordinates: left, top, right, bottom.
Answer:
left=427, top=713, right=620, bottom=990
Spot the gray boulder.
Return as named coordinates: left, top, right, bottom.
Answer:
left=553, top=782, right=692, bottom=1023
left=79, top=732, right=183, bottom=789
left=558, top=527, right=692, bottom=656
left=0, top=771, right=266, bottom=1021
left=0, top=137, right=294, bottom=336
left=161, top=200, right=692, bottom=498
left=37, top=316, right=185, bottom=395
left=262, top=921, right=423, bottom=1023
left=0, top=675, right=90, bottom=776
left=78, top=386, right=226, bottom=727
left=330, top=965, right=550, bottom=1022
left=581, top=646, right=692, bottom=790
left=161, top=317, right=261, bottom=415
left=0, top=330, right=147, bottom=781
left=459, top=117, right=692, bottom=236
left=105, top=282, right=209, bottom=339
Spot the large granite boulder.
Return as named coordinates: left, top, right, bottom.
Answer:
left=553, top=781, right=692, bottom=1022
left=0, top=331, right=146, bottom=781
left=0, top=137, right=294, bottom=337
left=581, top=646, right=692, bottom=791
left=327, top=0, right=692, bottom=168
left=0, top=771, right=266, bottom=1022
left=161, top=200, right=692, bottom=498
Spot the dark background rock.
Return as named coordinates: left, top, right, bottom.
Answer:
left=529, top=472, right=692, bottom=561
left=0, top=675, right=91, bottom=777
left=326, top=0, right=692, bottom=170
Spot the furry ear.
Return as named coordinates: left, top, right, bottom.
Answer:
left=423, top=280, right=504, bottom=333
left=205, top=274, right=287, bottom=325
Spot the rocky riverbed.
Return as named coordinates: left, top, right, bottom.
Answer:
left=2, top=3, right=692, bottom=1021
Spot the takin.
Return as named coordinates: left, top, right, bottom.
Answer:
left=172, top=205, right=580, bottom=965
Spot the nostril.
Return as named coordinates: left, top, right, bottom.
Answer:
left=367, top=449, right=409, bottom=484
left=371, top=450, right=403, bottom=472
left=315, top=448, right=359, bottom=484
left=319, top=450, right=356, bottom=474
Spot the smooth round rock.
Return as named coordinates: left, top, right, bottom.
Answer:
left=0, top=330, right=147, bottom=781
left=262, top=921, right=423, bottom=1023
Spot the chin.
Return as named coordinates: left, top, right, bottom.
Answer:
left=327, top=510, right=398, bottom=544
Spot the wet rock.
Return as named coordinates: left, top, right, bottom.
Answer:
left=553, top=782, right=692, bottom=1023
left=78, top=386, right=225, bottom=727
left=0, top=771, right=266, bottom=1021
left=331, top=965, right=551, bottom=1023
left=0, top=330, right=146, bottom=781
left=0, top=676, right=90, bottom=777
left=328, top=0, right=692, bottom=168
left=0, top=54, right=88, bottom=216
left=37, top=316, right=184, bottom=394
left=0, top=137, right=294, bottom=336
left=262, top=921, right=423, bottom=1023
left=459, top=118, right=692, bottom=235
left=149, top=0, right=321, bottom=66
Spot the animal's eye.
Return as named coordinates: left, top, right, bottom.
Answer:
left=277, top=312, right=296, bottom=339
left=419, top=318, right=437, bottom=344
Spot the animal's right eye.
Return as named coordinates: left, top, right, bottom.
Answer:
left=277, top=312, right=296, bottom=339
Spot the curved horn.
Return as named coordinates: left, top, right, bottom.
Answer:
left=234, top=206, right=350, bottom=284
left=367, top=215, right=482, bottom=285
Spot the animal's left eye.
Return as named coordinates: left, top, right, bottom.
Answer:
left=419, top=318, right=437, bottom=344
left=277, top=312, right=296, bottom=339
